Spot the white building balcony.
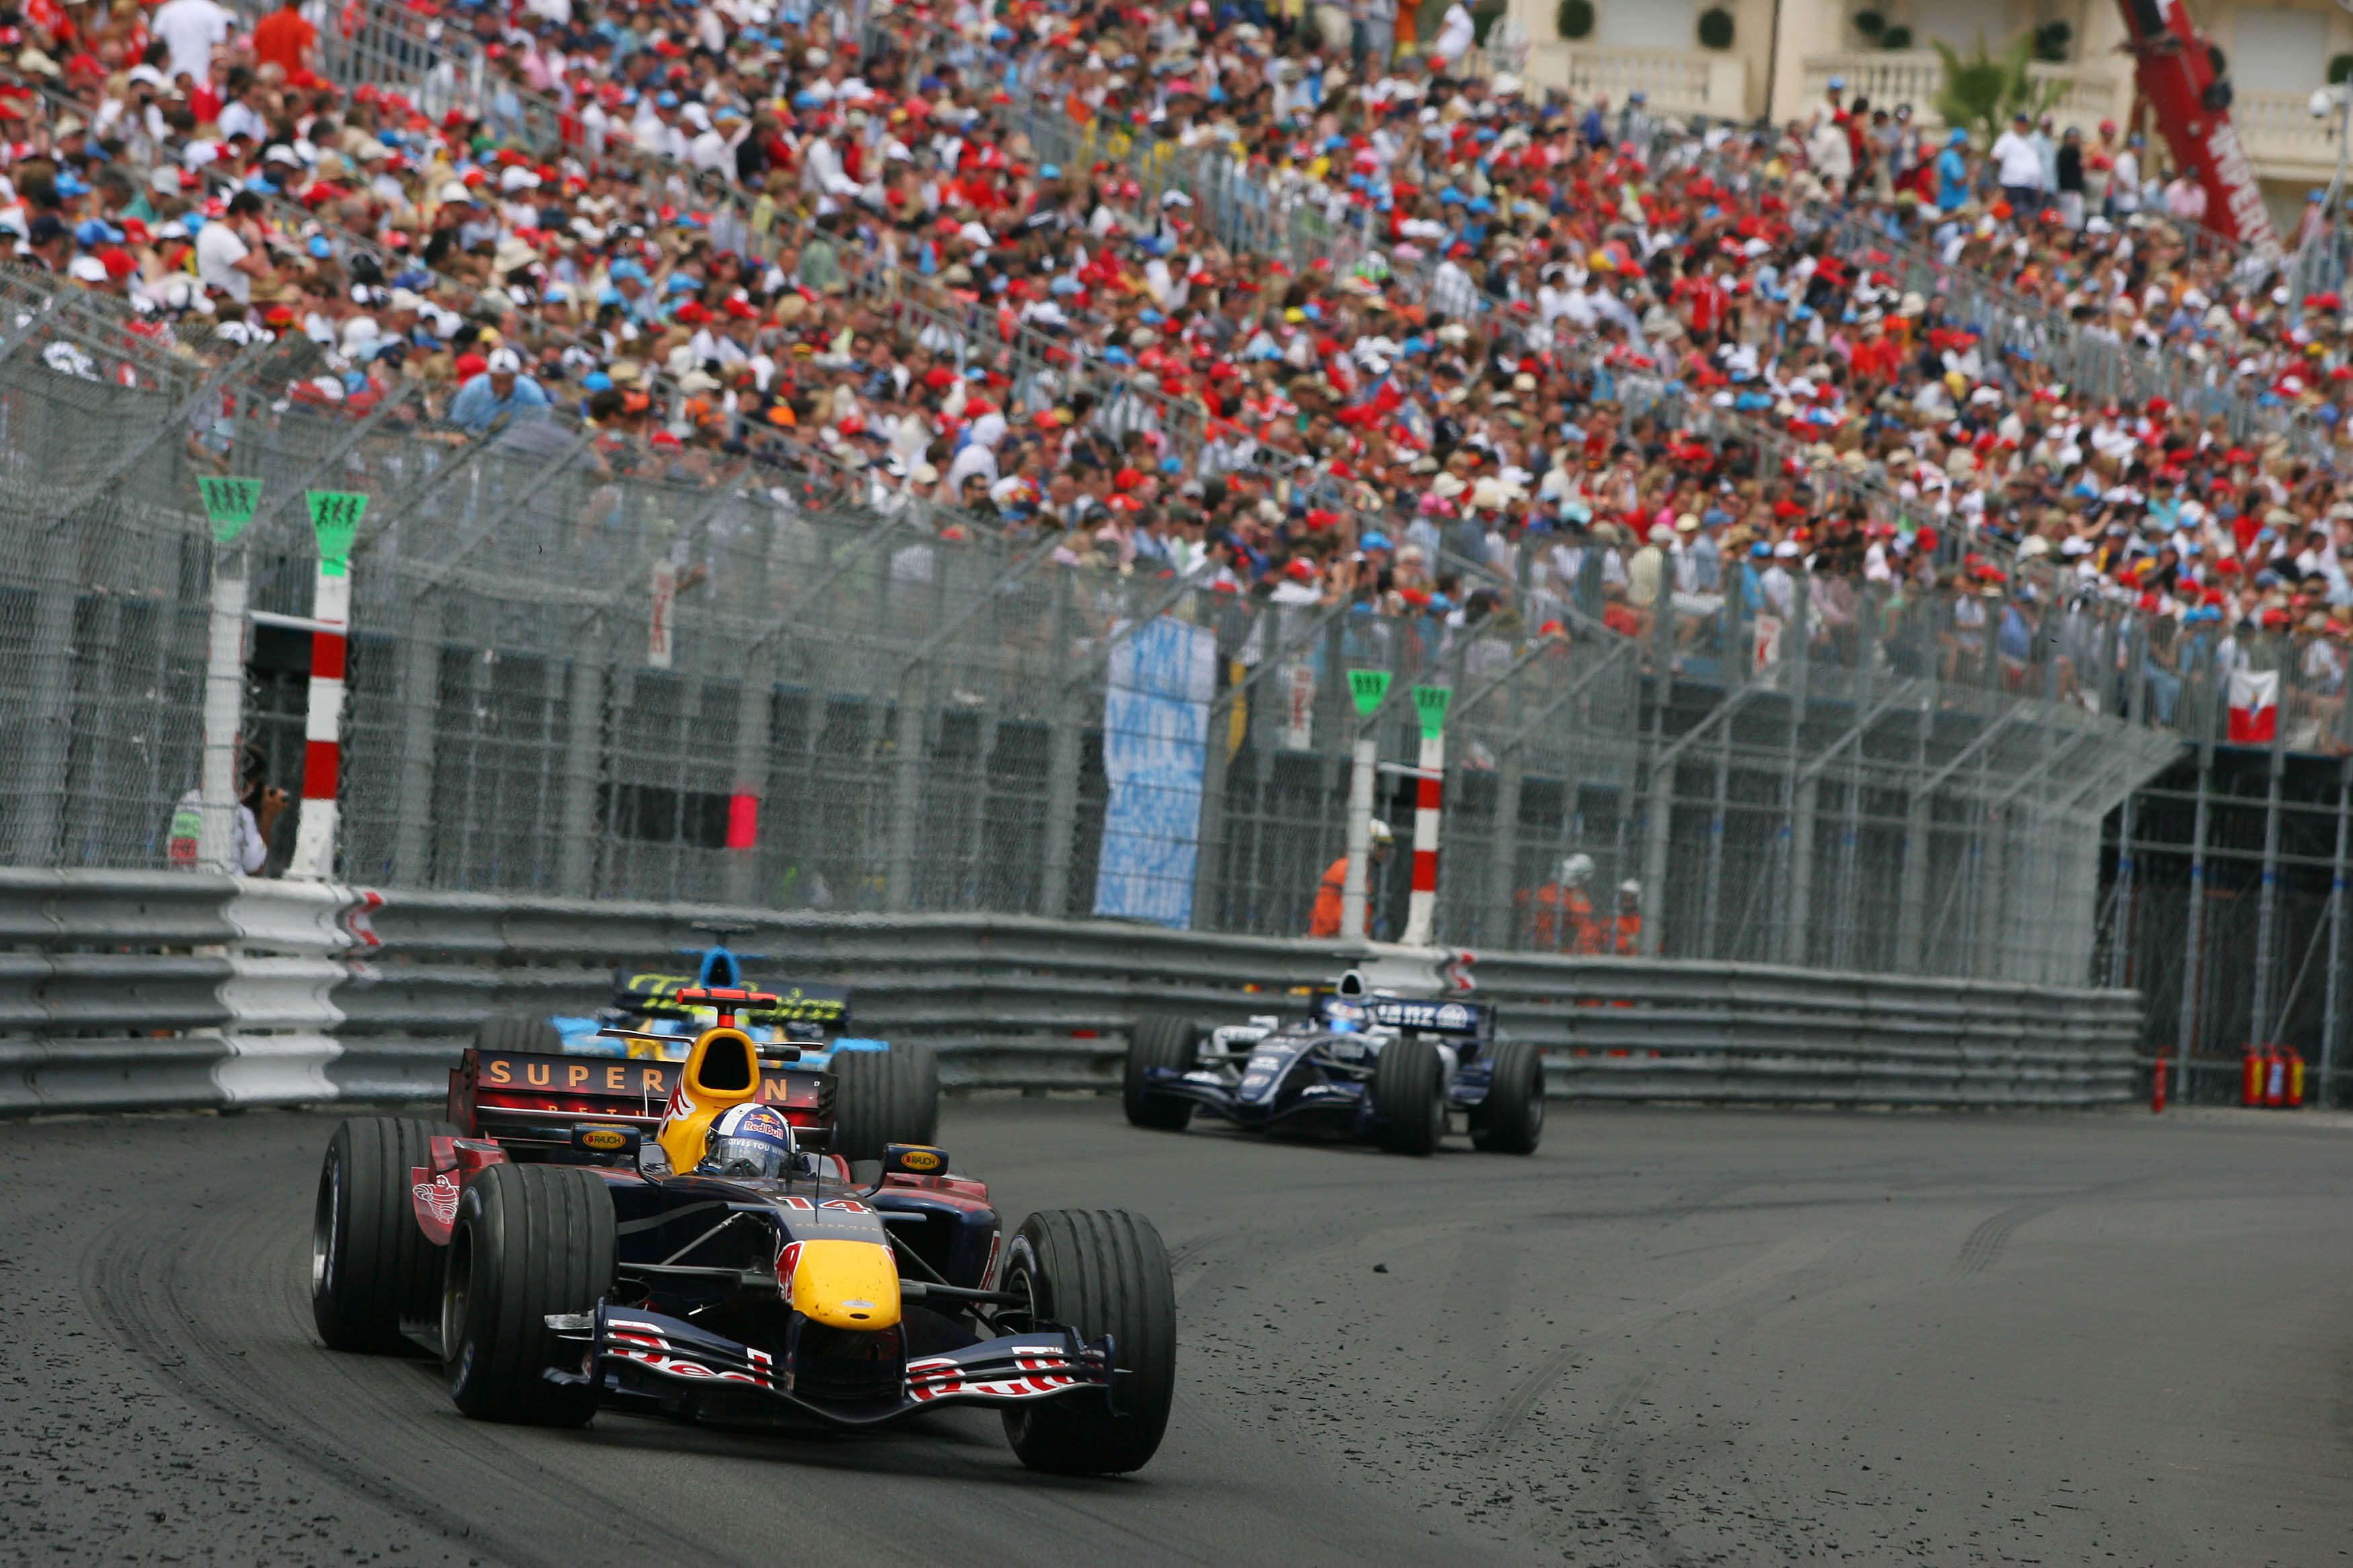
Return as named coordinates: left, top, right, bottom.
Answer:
left=1793, top=50, right=2125, bottom=134
left=1525, top=41, right=1749, bottom=119
left=2229, top=89, right=2347, bottom=185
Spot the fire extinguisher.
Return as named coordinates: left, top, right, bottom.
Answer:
left=2243, top=1046, right=2264, bottom=1106
left=2151, top=1055, right=2169, bottom=1114
left=2288, top=1050, right=2307, bottom=1109
left=2264, top=1045, right=2288, bottom=1108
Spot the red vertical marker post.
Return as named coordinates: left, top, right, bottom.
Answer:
left=288, top=491, right=365, bottom=880
left=1402, top=684, right=1451, bottom=947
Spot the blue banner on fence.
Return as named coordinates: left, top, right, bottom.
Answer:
left=1093, top=616, right=1217, bottom=929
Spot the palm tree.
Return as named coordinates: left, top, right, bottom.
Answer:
left=1933, top=30, right=2061, bottom=145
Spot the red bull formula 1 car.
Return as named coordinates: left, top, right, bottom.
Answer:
left=469, top=924, right=938, bottom=1163
left=1123, top=969, right=1544, bottom=1155
left=313, top=989, right=1175, bottom=1475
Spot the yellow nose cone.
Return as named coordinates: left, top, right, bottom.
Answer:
left=787, top=1239, right=902, bottom=1330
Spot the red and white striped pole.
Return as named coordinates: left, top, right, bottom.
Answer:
left=288, top=491, right=366, bottom=880
left=1402, top=684, right=1451, bottom=947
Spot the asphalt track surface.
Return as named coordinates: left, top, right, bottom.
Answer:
left=4, top=1100, right=2352, bottom=1567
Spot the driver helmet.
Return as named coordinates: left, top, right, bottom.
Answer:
left=1558, top=852, right=1595, bottom=887
left=699, top=1103, right=799, bottom=1179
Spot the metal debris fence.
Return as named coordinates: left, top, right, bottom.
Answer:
left=0, top=260, right=2189, bottom=991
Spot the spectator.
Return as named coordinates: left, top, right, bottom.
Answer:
left=1992, top=112, right=2044, bottom=214
left=449, top=346, right=551, bottom=434
left=149, top=0, right=237, bottom=87
left=251, top=0, right=318, bottom=80
left=194, top=190, right=270, bottom=305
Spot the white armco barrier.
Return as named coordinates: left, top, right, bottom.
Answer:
left=0, top=875, right=2147, bottom=1116
left=213, top=879, right=369, bottom=1106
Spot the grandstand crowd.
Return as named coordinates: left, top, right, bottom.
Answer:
left=4, top=0, right=2353, bottom=741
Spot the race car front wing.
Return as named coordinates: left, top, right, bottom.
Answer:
left=546, top=1303, right=1115, bottom=1427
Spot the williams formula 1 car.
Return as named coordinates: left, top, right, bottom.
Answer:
left=1123, top=970, right=1544, bottom=1155
left=315, top=991, right=1175, bottom=1475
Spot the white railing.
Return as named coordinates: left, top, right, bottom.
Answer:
left=1526, top=41, right=1746, bottom=117
left=2232, top=89, right=2348, bottom=176
left=1796, top=51, right=2122, bottom=134
left=1800, top=49, right=1944, bottom=114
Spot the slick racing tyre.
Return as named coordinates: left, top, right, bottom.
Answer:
left=830, top=1043, right=941, bottom=1163
left=442, top=1163, right=615, bottom=1426
left=1371, top=1036, right=1447, bottom=1156
left=1000, top=1210, right=1177, bottom=1475
left=313, top=1115, right=458, bottom=1352
left=1123, top=1016, right=1197, bottom=1130
left=1470, top=1040, right=1546, bottom=1155
left=473, top=1011, right=562, bottom=1053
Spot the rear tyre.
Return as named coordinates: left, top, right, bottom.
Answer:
left=830, top=1044, right=941, bottom=1163
left=1470, top=1040, right=1546, bottom=1155
left=442, top=1162, right=614, bottom=1426
left=999, top=1210, right=1178, bottom=1475
left=473, top=1012, right=562, bottom=1054
left=313, top=1115, right=458, bottom=1352
left=1371, top=1038, right=1447, bottom=1156
left=1123, top=1016, right=1197, bottom=1130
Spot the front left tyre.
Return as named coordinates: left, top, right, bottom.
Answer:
left=313, top=1115, right=457, bottom=1352
left=442, top=1161, right=615, bottom=1426
left=999, top=1209, right=1178, bottom=1475
left=830, top=1042, right=941, bottom=1161
left=1470, top=1040, right=1546, bottom=1154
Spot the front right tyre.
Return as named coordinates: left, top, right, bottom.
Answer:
left=1123, top=1016, right=1197, bottom=1130
left=1371, top=1036, right=1447, bottom=1155
left=441, top=1161, right=614, bottom=1426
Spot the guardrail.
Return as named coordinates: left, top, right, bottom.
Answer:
left=0, top=874, right=2142, bottom=1115
left=0, top=870, right=357, bottom=1114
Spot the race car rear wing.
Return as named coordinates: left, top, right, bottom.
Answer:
left=1363, top=996, right=1490, bottom=1038
left=448, top=1046, right=834, bottom=1152
left=611, top=971, right=850, bottom=1030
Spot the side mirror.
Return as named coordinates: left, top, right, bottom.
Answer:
left=638, top=1143, right=673, bottom=1180
left=883, top=1143, right=950, bottom=1177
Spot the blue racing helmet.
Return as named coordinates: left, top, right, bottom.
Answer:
left=699, top=1104, right=799, bottom=1178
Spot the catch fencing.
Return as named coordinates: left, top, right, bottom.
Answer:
left=0, top=872, right=2143, bottom=1114
left=0, top=253, right=2198, bottom=989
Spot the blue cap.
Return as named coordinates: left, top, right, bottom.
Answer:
left=73, top=218, right=122, bottom=247
left=1039, top=163, right=1060, bottom=179
left=584, top=370, right=614, bottom=391
left=1361, top=530, right=1392, bottom=550
left=308, top=235, right=333, bottom=259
